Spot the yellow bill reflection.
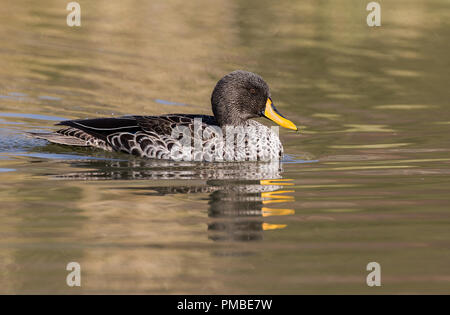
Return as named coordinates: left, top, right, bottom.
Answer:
left=258, top=178, right=295, bottom=231
left=262, top=223, right=287, bottom=231
left=262, top=207, right=295, bottom=217
left=261, top=190, right=295, bottom=204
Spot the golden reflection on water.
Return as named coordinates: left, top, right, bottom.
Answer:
left=341, top=124, right=395, bottom=133
left=331, top=143, right=411, bottom=149
left=0, top=0, right=449, bottom=294
left=375, top=105, right=433, bottom=110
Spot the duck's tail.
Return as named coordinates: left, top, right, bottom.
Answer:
left=27, top=131, right=90, bottom=146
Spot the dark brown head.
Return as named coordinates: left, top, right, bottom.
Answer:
left=211, top=70, right=297, bottom=130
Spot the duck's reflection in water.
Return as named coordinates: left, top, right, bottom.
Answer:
left=56, top=159, right=295, bottom=242
left=206, top=178, right=295, bottom=242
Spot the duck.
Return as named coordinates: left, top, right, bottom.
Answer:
left=31, top=70, right=298, bottom=162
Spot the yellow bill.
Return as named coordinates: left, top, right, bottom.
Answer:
left=261, top=98, right=298, bottom=131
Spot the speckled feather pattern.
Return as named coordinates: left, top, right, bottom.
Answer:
left=34, top=115, right=283, bottom=162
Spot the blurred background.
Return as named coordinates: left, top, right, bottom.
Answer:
left=0, top=0, right=449, bottom=293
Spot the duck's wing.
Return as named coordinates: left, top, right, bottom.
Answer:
left=29, top=116, right=142, bottom=150
left=125, top=115, right=218, bottom=158
left=29, top=116, right=152, bottom=148
left=56, top=114, right=217, bottom=138
left=31, top=115, right=219, bottom=157
left=135, top=114, right=218, bottom=135
left=56, top=116, right=141, bottom=141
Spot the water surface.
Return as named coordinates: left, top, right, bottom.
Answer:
left=0, top=0, right=449, bottom=294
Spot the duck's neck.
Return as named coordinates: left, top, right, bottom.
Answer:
left=216, top=112, right=248, bottom=128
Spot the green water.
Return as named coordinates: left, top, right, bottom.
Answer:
left=0, top=0, right=449, bottom=294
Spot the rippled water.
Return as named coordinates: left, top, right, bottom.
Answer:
left=0, top=0, right=449, bottom=294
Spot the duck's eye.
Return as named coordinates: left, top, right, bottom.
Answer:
left=249, top=88, right=257, bottom=94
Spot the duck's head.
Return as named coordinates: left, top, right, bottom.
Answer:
left=211, top=70, right=297, bottom=131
